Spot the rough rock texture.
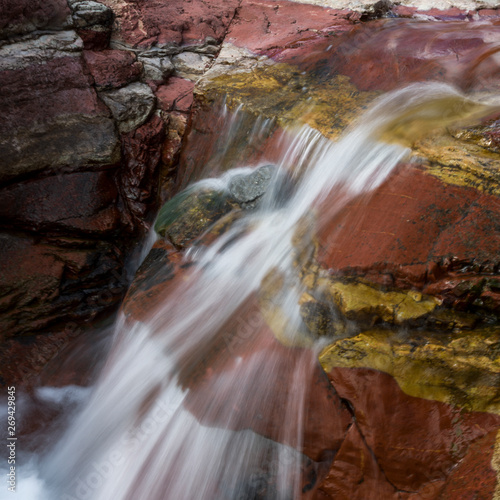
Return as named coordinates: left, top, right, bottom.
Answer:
left=83, top=49, right=142, bottom=90
left=99, top=82, right=156, bottom=133
left=98, top=0, right=240, bottom=47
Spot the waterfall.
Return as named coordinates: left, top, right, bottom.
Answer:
left=32, top=83, right=497, bottom=500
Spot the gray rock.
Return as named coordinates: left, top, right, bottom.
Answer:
left=173, top=52, right=212, bottom=79
left=0, top=31, right=83, bottom=71
left=0, top=116, right=120, bottom=184
left=229, top=165, right=275, bottom=204
left=138, top=55, right=174, bottom=81
left=69, top=0, right=114, bottom=28
left=99, top=82, right=156, bottom=133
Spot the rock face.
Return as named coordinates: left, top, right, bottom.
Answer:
left=0, top=0, right=205, bottom=385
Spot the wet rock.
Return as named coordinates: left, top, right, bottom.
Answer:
left=83, top=49, right=142, bottom=90
left=318, top=279, right=439, bottom=326
left=99, top=82, right=156, bottom=133
left=325, top=367, right=500, bottom=492
left=228, top=165, right=274, bottom=205
left=317, top=423, right=399, bottom=499
left=173, top=51, right=212, bottom=79
left=0, top=234, right=127, bottom=337
left=0, top=171, right=120, bottom=235
left=120, top=114, right=166, bottom=227
left=439, top=430, right=499, bottom=500
left=154, top=188, right=233, bottom=248
left=320, top=328, right=500, bottom=414
left=0, top=0, right=72, bottom=39
left=138, top=54, right=174, bottom=82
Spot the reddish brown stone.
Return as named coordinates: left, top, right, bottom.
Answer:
left=0, top=171, right=121, bottom=235
left=282, top=18, right=500, bottom=93
left=315, top=424, right=398, bottom=499
left=77, top=28, right=112, bottom=51
left=83, top=49, right=142, bottom=90
left=0, top=0, right=71, bottom=39
left=317, top=166, right=481, bottom=277
left=122, top=239, right=187, bottom=323
left=99, top=0, right=240, bottom=47
left=227, top=0, right=356, bottom=62
left=0, top=234, right=126, bottom=338
left=0, top=57, right=106, bottom=129
left=439, top=430, right=499, bottom=500
left=156, top=78, right=194, bottom=112
left=327, top=367, right=500, bottom=492
left=120, top=115, right=166, bottom=228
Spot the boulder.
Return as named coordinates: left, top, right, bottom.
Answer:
left=99, top=82, right=156, bottom=133
left=83, top=49, right=142, bottom=90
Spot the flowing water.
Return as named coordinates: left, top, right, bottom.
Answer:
left=5, top=83, right=498, bottom=500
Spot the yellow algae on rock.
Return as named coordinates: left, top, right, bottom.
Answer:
left=413, top=132, right=500, bottom=196
left=197, top=55, right=378, bottom=140
left=319, top=328, right=500, bottom=414
left=320, top=279, right=439, bottom=325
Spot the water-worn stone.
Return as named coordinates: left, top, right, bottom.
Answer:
left=0, top=234, right=126, bottom=337
left=155, top=188, right=233, bottom=248
left=318, top=279, right=439, bottom=326
left=99, top=82, right=156, bottom=133
left=229, top=165, right=275, bottom=204
left=326, top=367, right=500, bottom=493
left=83, top=49, right=142, bottom=90
left=320, top=328, right=500, bottom=414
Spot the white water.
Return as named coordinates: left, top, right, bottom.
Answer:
left=7, top=83, right=496, bottom=500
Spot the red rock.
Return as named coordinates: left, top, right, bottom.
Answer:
left=0, top=55, right=119, bottom=183
left=83, top=49, right=142, bottom=90
left=290, top=18, right=500, bottom=93
left=315, top=423, right=398, bottom=499
left=120, top=115, right=166, bottom=227
left=227, top=0, right=355, bottom=61
left=0, top=233, right=127, bottom=338
left=439, top=430, right=499, bottom=500
left=0, top=171, right=121, bottom=235
left=317, top=166, right=480, bottom=277
left=77, top=28, right=111, bottom=50
left=0, top=0, right=71, bottom=39
left=391, top=5, right=416, bottom=17
left=99, top=0, right=240, bottom=47
left=326, top=367, right=500, bottom=492
left=156, top=77, right=194, bottom=112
